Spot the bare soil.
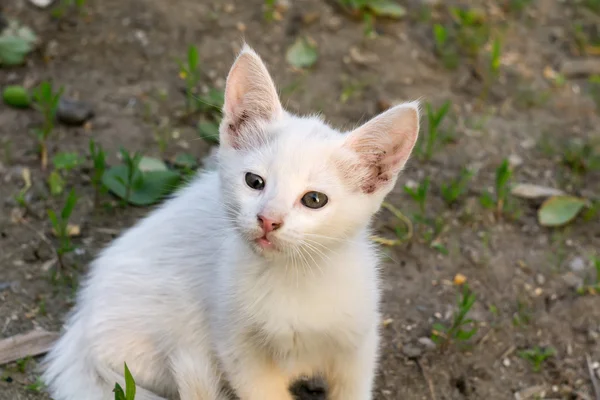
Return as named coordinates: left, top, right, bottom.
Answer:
left=1, top=0, right=599, bottom=399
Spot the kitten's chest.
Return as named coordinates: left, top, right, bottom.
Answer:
left=242, top=273, right=372, bottom=358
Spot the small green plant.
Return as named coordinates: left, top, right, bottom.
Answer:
left=117, top=149, right=143, bottom=206
left=114, top=362, right=136, bottom=400
left=264, top=0, right=277, bottom=21
left=53, top=152, right=83, bottom=172
left=431, top=283, right=478, bottom=350
left=450, top=7, right=490, bottom=58
left=481, top=36, right=502, bottom=100
left=433, top=24, right=459, bottom=69
left=561, top=138, right=600, bottom=174
left=518, top=346, right=555, bottom=372
left=177, top=45, right=201, bottom=113
left=512, top=299, right=532, bottom=326
left=480, top=159, right=513, bottom=217
left=417, top=100, right=452, bottom=160
left=48, top=152, right=84, bottom=196
left=47, top=189, right=78, bottom=270
left=196, top=88, right=225, bottom=144
left=52, top=0, right=86, bottom=18
left=336, top=0, right=406, bottom=37
left=89, top=140, right=107, bottom=206
left=441, top=168, right=474, bottom=206
left=25, top=377, right=45, bottom=392
left=404, top=177, right=429, bottom=217
left=32, top=81, right=64, bottom=170
left=102, top=153, right=181, bottom=207
left=15, top=356, right=31, bottom=373
left=404, top=177, right=448, bottom=252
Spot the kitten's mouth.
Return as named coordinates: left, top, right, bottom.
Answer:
left=255, top=235, right=275, bottom=250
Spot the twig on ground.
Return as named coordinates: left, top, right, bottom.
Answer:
left=0, top=328, right=59, bottom=365
left=415, top=358, right=437, bottom=400
left=586, top=353, right=600, bottom=400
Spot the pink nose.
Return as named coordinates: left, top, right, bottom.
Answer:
left=257, top=214, right=283, bottom=234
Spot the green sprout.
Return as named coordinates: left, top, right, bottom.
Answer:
left=32, top=81, right=64, bottom=170
left=47, top=189, right=78, bottom=271
left=432, top=283, right=478, bottom=350
left=518, top=346, right=555, bottom=372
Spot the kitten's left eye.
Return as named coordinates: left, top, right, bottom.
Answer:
left=245, top=172, right=265, bottom=190
left=301, top=191, right=328, bottom=209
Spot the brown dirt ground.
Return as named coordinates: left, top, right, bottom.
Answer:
left=1, top=0, right=600, bottom=399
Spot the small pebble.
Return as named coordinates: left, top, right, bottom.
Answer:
left=509, top=154, right=523, bottom=167
left=569, top=257, right=586, bottom=272
left=503, top=358, right=511, bottom=367
left=57, top=98, right=94, bottom=126
left=417, top=337, right=436, bottom=350
left=28, top=0, right=54, bottom=8
left=536, top=274, right=545, bottom=285
left=402, top=344, right=422, bottom=359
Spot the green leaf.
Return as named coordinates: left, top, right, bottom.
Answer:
left=197, top=121, right=220, bottom=144
left=538, top=195, right=587, bottom=227
left=431, top=241, right=448, bottom=255
left=102, top=165, right=181, bottom=206
left=197, top=88, right=225, bottom=113
left=0, top=21, right=37, bottom=66
left=479, top=192, right=495, bottom=208
left=433, top=24, right=447, bottom=47
left=61, top=190, right=78, bottom=220
left=53, top=152, right=82, bottom=171
left=48, top=171, right=65, bottom=196
left=187, top=45, right=199, bottom=72
left=286, top=37, right=318, bottom=69
left=47, top=210, right=59, bottom=230
left=456, top=327, right=477, bottom=341
left=3, top=85, right=31, bottom=108
left=123, top=362, right=136, bottom=400
left=366, top=0, right=406, bottom=18
left=138, top=156, right=168, bottom=172
left=0, top=36, right=31, bottom=65
left=173, top=153, right=198, bottom=169
left=113, top=383, right=126, bottom=400
left=432, top=322, right=447, bottom=333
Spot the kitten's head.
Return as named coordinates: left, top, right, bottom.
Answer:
left=217, top=45, right=419, bottom=258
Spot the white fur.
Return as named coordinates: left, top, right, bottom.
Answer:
left=42, top=45, right=419, bottom=400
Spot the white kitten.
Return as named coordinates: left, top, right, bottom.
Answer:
left=42, top=45, right=419, bottom=400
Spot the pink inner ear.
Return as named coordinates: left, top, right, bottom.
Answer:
left=221, top=49, right=283, bottom=149
left=344, top=104, right=419, bottom=194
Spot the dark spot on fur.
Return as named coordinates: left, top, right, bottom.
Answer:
left=361, top=182, right=377, bottom=194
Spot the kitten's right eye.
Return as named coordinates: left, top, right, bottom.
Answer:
left=245, top=172, right=265, bottom=190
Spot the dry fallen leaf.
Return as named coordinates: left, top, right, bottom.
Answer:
left=21, top=167, right=32, bottom=190
left=370, top=235, right=399, bottom=246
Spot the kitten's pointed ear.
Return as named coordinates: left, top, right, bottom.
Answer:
left=344, top=102, right=420, bottom=194
left=220, top=45, right=283, bottom=149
